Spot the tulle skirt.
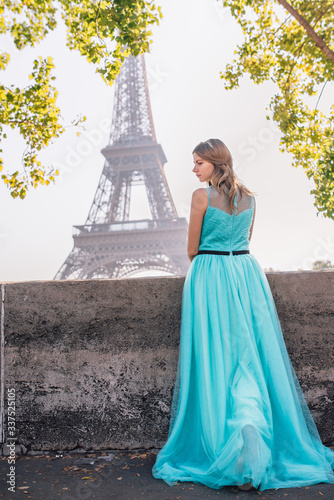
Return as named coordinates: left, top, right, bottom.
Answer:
left=152, top=253, right=334, bottom=491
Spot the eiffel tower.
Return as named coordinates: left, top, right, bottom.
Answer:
left=54, top=54, right=189, bottom=280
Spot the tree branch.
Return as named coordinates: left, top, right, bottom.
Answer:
left=276, top=0, right=334, bottom=64
left=315, top=80, right=328, bottom=112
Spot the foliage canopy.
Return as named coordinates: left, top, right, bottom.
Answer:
left=0, top=0, right=162, bottom=198
left=221, top=0, right=334, bottom=219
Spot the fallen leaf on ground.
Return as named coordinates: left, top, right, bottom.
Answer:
left=94, top=464, right=108, bottom=471
left=64, top=465, right=80, bottom=471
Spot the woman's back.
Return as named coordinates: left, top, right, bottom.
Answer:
left=198, top=185, right=255, bottom=253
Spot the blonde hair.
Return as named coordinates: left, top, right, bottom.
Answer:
left=192, top=138, right=256, bottom=214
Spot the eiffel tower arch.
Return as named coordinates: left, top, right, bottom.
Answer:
left=54, top=54, right=190, bottom=280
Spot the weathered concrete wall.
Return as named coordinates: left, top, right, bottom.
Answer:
left=0, top=271, right=333, bottom=454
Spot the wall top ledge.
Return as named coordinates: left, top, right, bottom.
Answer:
left=0, top=269, right=333, bottom=286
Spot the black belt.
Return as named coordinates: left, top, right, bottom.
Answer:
left=197, top=250, right=250, bottom=255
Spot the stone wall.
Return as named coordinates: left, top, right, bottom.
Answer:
left=0, top=271, right=333, bottom=453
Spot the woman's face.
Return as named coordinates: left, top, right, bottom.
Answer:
left=192, top=152, right=214, bottom=182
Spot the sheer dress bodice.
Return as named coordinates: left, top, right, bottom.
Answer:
left=198, top=185, right=255, bottom=253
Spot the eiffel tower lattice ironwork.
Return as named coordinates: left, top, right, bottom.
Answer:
left=54, top=54, right=189, bottom=280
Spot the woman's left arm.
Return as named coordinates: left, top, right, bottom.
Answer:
left=187, top=188, right=208, bottom=262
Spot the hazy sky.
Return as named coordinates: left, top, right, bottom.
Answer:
left=1, top=0, right=333, bottom=282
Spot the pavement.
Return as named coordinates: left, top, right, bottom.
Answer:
left=1, top=448, right=334, bottom=500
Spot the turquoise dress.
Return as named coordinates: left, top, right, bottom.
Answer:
left=152, top=185, right=334, bottom=491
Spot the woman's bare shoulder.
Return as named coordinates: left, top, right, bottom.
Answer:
left=191, top=188, right=208, bottom=211
left=192, top=187, right=207, bottom=197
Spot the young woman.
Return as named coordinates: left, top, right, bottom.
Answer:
left=152, top=138, right=334, bottom=492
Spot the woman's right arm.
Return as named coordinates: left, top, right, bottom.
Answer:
left=187, top=188, right=207, bottom=261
